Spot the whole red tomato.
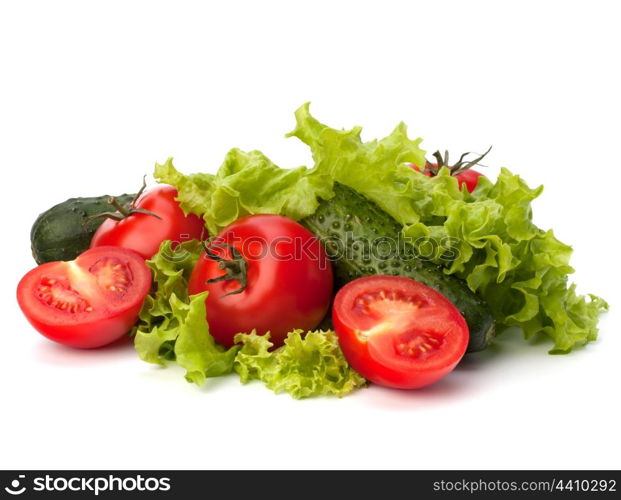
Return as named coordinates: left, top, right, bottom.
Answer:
left=90, top=184, right=204, bottom=259
left=332, top=275, right=469, bottom=389
left=17, top=246, right=151, bottom=348
left=188, top=214, right=333, bottom=347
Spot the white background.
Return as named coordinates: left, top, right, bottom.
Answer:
left=1, top=0, right=619, bottom=470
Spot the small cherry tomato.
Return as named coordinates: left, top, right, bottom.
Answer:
left=454, top=169, right=484, bottom=193
left=409, top=163, right=484, bottom=192
left=409, top=147, right=491, bottom=192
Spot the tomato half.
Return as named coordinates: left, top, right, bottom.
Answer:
left=17, top=246, right=151, bottom=348
left=332, top=275, right=469, bottom=389
left=188, top=214, right=333, bottom=347
left=90, top=185, right=204, bottom=259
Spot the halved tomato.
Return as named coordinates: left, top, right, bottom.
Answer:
left=17, top=246, right=151, bottom=348
left=332, top=275, right=469, bottom=389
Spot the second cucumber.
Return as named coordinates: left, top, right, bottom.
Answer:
left=301, top=183, right=496, bottom=353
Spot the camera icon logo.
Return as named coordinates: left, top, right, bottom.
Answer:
left=4, top=475, right=26, bottom=496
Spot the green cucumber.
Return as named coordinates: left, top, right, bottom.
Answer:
left=30, top=193, right=136, bottom=264
left=301, top=183, right=495, bottom=352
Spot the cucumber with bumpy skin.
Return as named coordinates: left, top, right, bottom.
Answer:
left=30, top=193, right=135, bottom=264
left=301, top=183, right=495, bottom=352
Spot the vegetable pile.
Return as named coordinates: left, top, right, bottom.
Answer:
left=18, top=104, right=608, bottom=399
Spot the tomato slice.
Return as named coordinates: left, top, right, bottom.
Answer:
left=332, top=275, right=469, bottom=389
left=17, top=246, right=151, bottom=348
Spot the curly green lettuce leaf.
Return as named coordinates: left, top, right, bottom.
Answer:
left=287, top=102, right=428, bottom=223
left=155, top=149, right=331, bottom=235
left=287, top=104, right=607, bottom=352
left=134, top=240, right=238, bottom=384
left=234, top=330, right=366, bottom=399
left=173, top=291, right=239, bottom=385
left=133, top=239, right=203, bottom=339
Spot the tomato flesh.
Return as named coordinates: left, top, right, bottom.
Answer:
left=90, top=185, right=205, bottom=259
left=188, top=214, right=333, bottom=347
left=17, top=246, right=151, bottom=348
left=332, top=275, right=469, bottom=389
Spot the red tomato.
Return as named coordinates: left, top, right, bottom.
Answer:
left=409, top=163, right=485, bottom=192
left=332, top=275, right=469, bottom=389
left=90, top=185, right=204, bottom=259
left=17, top=246, right=151, bottom=348
left=188, top=214, right=333, bottom=347
left=454, top=169, right=484, bottom=193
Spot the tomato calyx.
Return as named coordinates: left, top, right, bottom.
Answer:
left=421, top=146, right=492, bottom=177
left=202, top=241, right=249, bottom=297
left=88, top=176, right=163, bottom=223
